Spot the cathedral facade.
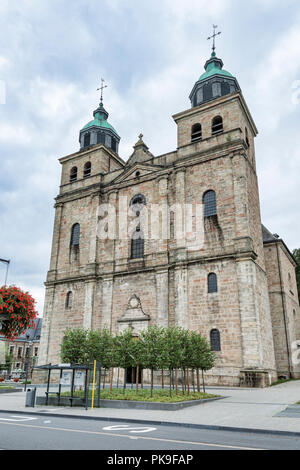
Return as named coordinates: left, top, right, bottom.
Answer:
left=37, top=49, right=300, bottom=387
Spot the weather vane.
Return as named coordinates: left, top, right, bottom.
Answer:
left=97, top=78, right=108, bottom=104
left=207, top=25, right=221, bottom=54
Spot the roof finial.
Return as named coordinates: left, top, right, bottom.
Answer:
left=207, top=25, right=221, bottom=56
left=97, top=78, right=108, bottom=105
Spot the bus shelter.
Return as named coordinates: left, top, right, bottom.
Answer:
left=34, top=363, right=102, bottom=410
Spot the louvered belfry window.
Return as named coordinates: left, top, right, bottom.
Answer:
left=210, top=329, right=221, bottom=351
left=212, top=116, right=223, bottom=135
left=70, top=167, right=78, bottom=182
left=71, top=224, right=80, bottom=246
left=208, top=273, right=218, bottom=293
left=191, top=123, right=202, bottom=142
left=203, top=190, right=217, bottom=217
left=84, top=162, right=91, bottom=178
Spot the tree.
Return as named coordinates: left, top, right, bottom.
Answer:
left=60, top=328, right=88, bottom=364
left=163, top=326, right=186, bottom=396
left=293, top=249, right=300, bottom=304
left=86, top=328, right=115, bottom=391
left=188, top=331, right=215, bottom=392
left=114, top=329, right=136, bottom=393
left=140, top=325, right=167, bottom=397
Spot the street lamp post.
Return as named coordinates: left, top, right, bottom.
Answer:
left=24, top=341, right=33, bottom=391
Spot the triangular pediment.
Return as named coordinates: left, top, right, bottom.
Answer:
left=111, top=162, right=163, bottom=184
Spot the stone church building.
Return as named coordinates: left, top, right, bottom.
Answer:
left=37, top=48, right=300, bottom=387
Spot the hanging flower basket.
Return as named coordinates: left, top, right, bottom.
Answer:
left=0, top=286, right=38, bottom=340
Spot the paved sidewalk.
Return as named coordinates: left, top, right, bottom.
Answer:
left=1, top=381, right=300, bottom=434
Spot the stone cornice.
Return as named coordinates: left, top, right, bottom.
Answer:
left=173, top=92, right=258, bottom=137
left=44, top=248, right=260, bottom=286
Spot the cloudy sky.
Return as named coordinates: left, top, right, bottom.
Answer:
left=0, top=0, right=300, bottom=315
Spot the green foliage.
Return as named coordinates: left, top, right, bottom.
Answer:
left=140, top=325, right=167, bottom=371
left=60, top=326, right=215, bottom=372
left=293, top=248, right=300, bottom=303
left=60, top=328, right=89, bottom=364
left=86, top=328, right=115, bottom=368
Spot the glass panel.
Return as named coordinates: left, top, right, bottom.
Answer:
left=71, top=224, right=80, bottom=246
left=203, top=191, right=217, bottom=217
left=208, top=273, right=218, bottom=293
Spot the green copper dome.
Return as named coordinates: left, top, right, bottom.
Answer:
left=79, top=101, right=121, bottom=152
left=81, top=103, right=119, bottom=136
left=189, top=52, right=240, bottom=108
left=198, top=54, right=233, bottom=81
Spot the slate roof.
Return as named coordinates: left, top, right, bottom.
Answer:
left=0, top=318, right=42, bottom=342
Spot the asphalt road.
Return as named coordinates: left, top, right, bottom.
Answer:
left=0, top=412, right=299, bottom=451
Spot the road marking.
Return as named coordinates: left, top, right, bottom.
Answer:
left=103, top=425, right=157, bottom=434
left=0, top=421, right=266, bottom=450
left=0, top=415, right=37, bottom=422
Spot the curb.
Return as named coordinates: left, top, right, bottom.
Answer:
left=36, top=396, right=225, bottom=410
left=1, top=408, right=300, bottom=438
left=0, top=389, right=23, bottom=394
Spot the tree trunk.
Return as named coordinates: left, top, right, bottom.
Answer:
left=109, top=367, right=114, bottom=394
left=197, top=368, right=200, bottom=392
left=202, top=369, right=206, bottom=394
left=187, top=368, right=190, bottom=395
left=169, top=369, right=172, bottom=398
left=123, top=368, right=126, bottom=394
left=103, top=368, right=106, bottom=390
left=136, top=365, right=139, bottom=394
left=162, top=369, right=164, bottom=389
left=175, top=368, right=178, bottom=395
left=192, top=369, right=195, bottom=393
left=117, top=367, right=120, bottom=389
left=151, top=369, right=154, bottom=398
left=182, top=368, right=185, bottom=395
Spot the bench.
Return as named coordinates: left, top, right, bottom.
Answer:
left=45, top=391, right=60, bottom=405
left=64, top=396, right=85, bottom=407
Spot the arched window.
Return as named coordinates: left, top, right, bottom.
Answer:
left=84, top=162, right=91, bottom=178
left=191, top=123, right=202, bottom=142
left=66, top=291, right=73, bottom=309
left=131, top=229, right=144, bottom=259
left=70, top=167, right=78, bottom=182
left=210, top=329, right=221, bottom=351
left=212, top=116, right=223, bottom=135
left=71, top=223, right=80, bottom=246
left=84, top=132, right=91, bottom=147
left=203, top=190, right=217, bottom=217
left=130, top=195, right=146, bottom=259
left=208, top=273, right=218, bottom=293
